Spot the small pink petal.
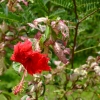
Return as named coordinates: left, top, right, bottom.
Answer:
left=22, top=0, right=28, bottom=6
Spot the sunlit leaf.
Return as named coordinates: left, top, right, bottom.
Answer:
left=0, top=56, right=6, bottom=76
left=2, top=93, right=11, bottom=100
left=21, top=95, right=30, bottom=100
left=12, top=62, right=21, bottom=72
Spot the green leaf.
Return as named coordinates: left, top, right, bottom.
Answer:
left=50, top=0, right=72, bottom=8
left=45, top=25, right=50, bottom=39
left=65, top=68, right=73, bottom=75
left=40, top=25, right=50, bottom=47
left=12, top=62, right=21, bottom=72
left=2, top=93, right=11, bottom=100
left=28, top=0, right=34, bottom=3
left=49, top=9, right=66, bottom=18
left=66, top=81, right=72, bottom=88
left=21, top=95, right=30, bottom=100
left=77, top=0, right=100, bottom=12
left=0, top=12, right=20, bottom=22
left=0, top=94, right=7, bottom=100
left=43, top=0, right=50, bottom=5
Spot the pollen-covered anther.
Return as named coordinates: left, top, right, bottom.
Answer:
left=12, top=82, right=25, bottom=95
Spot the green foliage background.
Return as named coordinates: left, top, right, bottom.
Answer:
left=0, top=0, right=100, bottom=100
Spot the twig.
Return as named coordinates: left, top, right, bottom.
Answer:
left=79, top=8, right=100, bottom=23
left=35, top=90, right=38, bottom=100
left=71, top=0, right=79, bottom=68
left=71, top=4, right=100, bottom=67
left=72, top=0, right=78, bottom=19
left=74, top=45, right=98, bottom=54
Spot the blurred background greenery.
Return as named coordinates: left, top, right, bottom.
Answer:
left=0, top=0, right=100, bottom=100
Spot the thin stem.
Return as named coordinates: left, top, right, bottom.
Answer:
left=74, top=45, right=98, bottom=54
left=21, top=70, right=27, bottom=82
left=71, top=4, right=100, bottom=68
left=63, top=74, right=68, bottom=100
left=79, top=8, right=100, bottom=23
left=71, top=0, right=79, bottom=68
left=72, top=0, right=78, bottom=19
left=91, top=93, right=95, bottom=100
left=35, top=89, right=38, bottom=100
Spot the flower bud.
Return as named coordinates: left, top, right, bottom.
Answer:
left=44, top=74, right=52, bottom=83
left=44, top=74, right=52, bottom=79
left=87, top=56, right=95, bottom=64
left=94, top=66, right=100, bottom=74
left=37, top=81, right=42, bottom=88
left=81, top=64, right=89, bottom=69
left=70, top=73, right=78, bottom=81
left=30, top=85, right=36, bottom=92
left=90, top=62, right=98, bottom=69
left=33, top=74, right=41, bottom=81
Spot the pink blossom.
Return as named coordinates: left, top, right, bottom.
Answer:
left=51, top=20, right=69, bottom=38
left=18, top=0, right=28, bottom=6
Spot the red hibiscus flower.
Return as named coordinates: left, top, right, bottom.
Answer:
left=11, top=40, right=32, bottom=64
left=11, top=40, right=51, bottom=75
